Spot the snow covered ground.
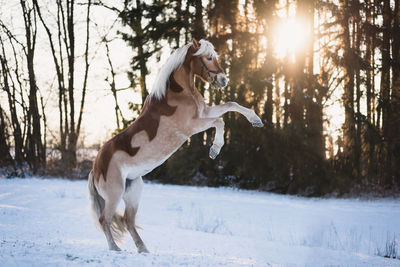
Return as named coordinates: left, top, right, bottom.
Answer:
left=0, top=178, right=399, bottom=266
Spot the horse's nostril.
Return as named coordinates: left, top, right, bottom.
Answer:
left=217, top=75, right=228, bottom=87
left=221, top=77, right=228, bottom=86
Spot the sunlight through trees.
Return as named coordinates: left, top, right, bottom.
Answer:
left=1, top=0, right=399, bottom=196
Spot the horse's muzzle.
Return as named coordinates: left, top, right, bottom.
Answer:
left=216, top=74, right=228, bottom=88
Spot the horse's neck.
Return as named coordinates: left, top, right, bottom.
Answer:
left=166, top=67, right=205, bottom=118
left=172, top=67, right=205, bottom=109
left=173, top=66, right=194, bottom=92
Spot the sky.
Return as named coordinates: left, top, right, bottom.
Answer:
left=0, top=1, right=145, bottom=146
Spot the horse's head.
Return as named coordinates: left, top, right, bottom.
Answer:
left=190, top=39, right=228, bottom=88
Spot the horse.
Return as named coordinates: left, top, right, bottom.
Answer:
left=88, top=39, right=264, bottom=253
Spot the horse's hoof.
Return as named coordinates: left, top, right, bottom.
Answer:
left=110, top=246, right=121, bottom=251
left=251, top=119, right=264, bottom=128
left=138, top=246, right=149, bottom=254
left=209, top=145, right=220, bottom=159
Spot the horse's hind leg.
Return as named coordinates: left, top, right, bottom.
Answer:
left=98, top=177, right=124, bottom=251
left=123, top=176, right=149, bottom=253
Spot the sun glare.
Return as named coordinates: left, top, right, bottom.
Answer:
left=274, top=18, right=308, bottom=59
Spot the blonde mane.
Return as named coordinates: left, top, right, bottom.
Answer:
left=150, top=39, right=219, bottom=100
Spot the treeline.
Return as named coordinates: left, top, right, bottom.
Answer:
left=0, top=0, right=91, bottom=175
left=1, top=0, right=399, bottom=196
left=115, top=0, right=400, bottom=195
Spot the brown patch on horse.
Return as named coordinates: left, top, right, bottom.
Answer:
left=183, top=46, right=198, bottom=70
left=168, top=73, right=184, bottom=93
left=167, top=45, right=198, bottom=93
left=93, top=97, right=177, bottom=182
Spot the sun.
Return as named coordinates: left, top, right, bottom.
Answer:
left=274, top=18, right=308, bottom=59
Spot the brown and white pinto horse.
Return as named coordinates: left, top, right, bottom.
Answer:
left=88, top=39, right=263, bottom=253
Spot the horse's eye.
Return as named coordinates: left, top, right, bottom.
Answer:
left=207, top=57, right=212, bottom=61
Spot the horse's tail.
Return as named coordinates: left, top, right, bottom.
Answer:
left=88, top=170, right=127, bottom=242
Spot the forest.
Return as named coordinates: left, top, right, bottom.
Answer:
left=0, top=0, right=399, bottom=196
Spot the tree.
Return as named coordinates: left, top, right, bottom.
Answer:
left=106, top=0, right=400, bottom=195
left=0, top=32, right=25, bottom=165
left=0, top=105, right=13, bottom=167
left=0, top=1, right=45, bottom=172
left=21, top=0, right=45, bottom=171
left=390, top=0, right=400, bottom=186
left=34, top=0, right=92, bottom=168
left=119, top=0, right=183, bottom=106
left=380, top=0, right=392, bottom=186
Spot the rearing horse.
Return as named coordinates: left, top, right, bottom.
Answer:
left=88, top=39, right=263, bottom=253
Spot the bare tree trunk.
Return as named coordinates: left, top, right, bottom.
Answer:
left=40, top=95, right=47, bottom=160
left=21, top=0, right=45, bottom=171
left=184, top=0, right=190, bottom=44
left=104, top=38, right=124, bottom=130
left=339, top=0, right=357, bottom=178
left=0, top=104, right=14, bottom=167
left=36, top=0, right=91, bottom=168
left=363, top=0, right=373, bottom=186
left=138, top=44, right=148, bottom=106
left=354, top=5, right=362, bottom=181
left=193, top=0, right=205, bottom=39
left=391, top=0, right=400, bottom=186
left=57, top=1, right=68, bottom=154
left=33, top=0, right=66, bottom=157
left=174, top=0, right=182, bottom=48
left=133, top=0, right=148, bottom=106
left=275, top=74, right=281, bottom=129
left=366, top=0, right=373, bottom=124
left=63, top=0, right=77, bottom=167
left=0, top=41, right=24, bottom=164
left=304, top=0, right=324, bottom=159
left=380, top=0, right=392, bottom=186
left=263, top=19, right=274, bottom=126
left=76, top=0, right=91, bottom=137
left=283, top=77, right=289, bottom=128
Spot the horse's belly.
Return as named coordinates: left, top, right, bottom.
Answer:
left=122, top=126, right=188, bottom=178
left=123, top=146, right=181, bottom=179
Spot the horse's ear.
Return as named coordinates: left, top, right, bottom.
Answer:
left=192, top=39, right=200, bottom=48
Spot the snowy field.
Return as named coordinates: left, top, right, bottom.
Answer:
left=0, top=178, right=399, bottom=267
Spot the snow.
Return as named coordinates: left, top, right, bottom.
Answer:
left=0, top=178, right=399, bottom=267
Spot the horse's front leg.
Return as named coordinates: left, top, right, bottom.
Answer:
left=203, top=102, right=264, bottom=127
left=192, top=117, right=225, bottom=159
left=209, top=118, right=224, bottom=159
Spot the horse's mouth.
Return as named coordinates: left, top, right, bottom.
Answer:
left=210, top=76, right=228, bottom=88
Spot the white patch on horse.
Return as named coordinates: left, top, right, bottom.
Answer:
left=123, top=177, right=143, bottom=206
left=150, top=39, right=219, bottom=100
